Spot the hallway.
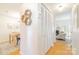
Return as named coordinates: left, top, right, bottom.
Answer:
left=0, top=3, right=78, bottom=55
left=46, top=40, right=73, bottom=55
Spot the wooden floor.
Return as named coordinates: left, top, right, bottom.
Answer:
left=46, top=40, right=73, bottom=55
left=9, top=48, right=20, bottom=55
left=9, top=40, right=73, bottom=55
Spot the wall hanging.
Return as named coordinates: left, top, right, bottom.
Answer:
left=21, top=9, right=32, bottom=25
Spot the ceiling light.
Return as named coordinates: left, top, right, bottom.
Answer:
left=56, top=4, right=68, bottom=12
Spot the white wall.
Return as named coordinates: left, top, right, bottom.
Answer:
left=20, top=3, right=40, bottom=54
left=71, top=4, right=79, bottom=54
left=37, top=4, right=55, bottom=54
left=0, top=12, right=20, bottom=43
left=20, top=3, right=55, bottom=55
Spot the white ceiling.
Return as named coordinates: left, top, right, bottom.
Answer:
left=0, top=3, right=23, bottom=18
left=0, top=3, right=22, bottom=12
left=0, top=3, right=74, bottom=13
left=44, top=3, right=74, bottom=15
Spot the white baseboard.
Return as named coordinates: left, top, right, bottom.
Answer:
left=0, top=40, right=9, bottom=44
left=72, top=48, right=76, bottom=55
